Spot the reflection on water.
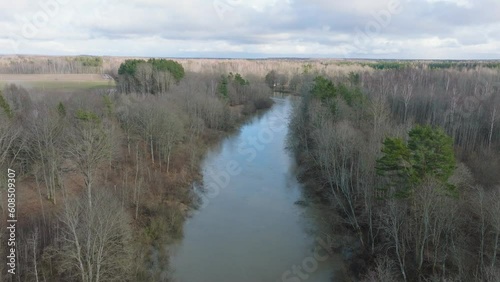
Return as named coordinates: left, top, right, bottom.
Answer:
left=169, top=97, right=341, bottom=282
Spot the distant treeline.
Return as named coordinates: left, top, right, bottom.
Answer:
left=0, top=56, right=104, bottom=74
left=2, top=57, right=499, bottom=77
left=334, top=60, right=500, bottom=70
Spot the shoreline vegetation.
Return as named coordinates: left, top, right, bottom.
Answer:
left=288, top=67, right=500, bottom=281
left=0, top=55, right=499, bottom=281
left=0, top=57, right=274, bottom=281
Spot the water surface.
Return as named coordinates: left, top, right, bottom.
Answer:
left=169, top=97, right=341, bottom=282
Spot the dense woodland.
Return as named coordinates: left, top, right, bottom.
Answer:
left=288, top=66, right=500, bottom=281
left=0, top=59, right=273, bottom=281
left=1, top=57, right=500, bottom=281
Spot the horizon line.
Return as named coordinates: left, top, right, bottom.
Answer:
left=1, top=54, right=500, bottom=62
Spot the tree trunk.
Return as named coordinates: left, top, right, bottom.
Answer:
left=32, top=230, right=39, bottom=282
left=489, top=107, right=496, bottom=150
left=34, top=169, right=46, bottom=224
left=150, top=135, right=154, bottom=164
left=86, top=175, right=92, bottom=208
left=134, top=143, right=140, bottom=220
left=135, top=180, right=141, bottom=220
left=492, top=231, right=499, bottom=268
left=167, top=149, right=171, bottom=174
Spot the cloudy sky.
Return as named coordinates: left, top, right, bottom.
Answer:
left=1, top=0, right=499, bottom=59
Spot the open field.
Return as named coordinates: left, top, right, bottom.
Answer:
left=0, top=73, right=115, bottom=91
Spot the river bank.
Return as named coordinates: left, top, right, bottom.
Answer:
left=166, top=97, right=343, bottom=282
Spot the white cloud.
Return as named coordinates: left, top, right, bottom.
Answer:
left=426, top=0, right=474, bottom=8
left=0, top=0, right=498, bottom=59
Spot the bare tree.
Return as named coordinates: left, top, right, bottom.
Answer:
left=0, top=112, right=22, bottom=212
left=58, top=189, right=133, bottom=282
left=115, top=96, right=139, bottom=156
left=67, top=113, right=112, bottom=208
left=158, top=110, right=185, bottom=173
left=368, top=93, right=391, bottom=137
left=314, top=119, right=364, bottom=244
left=134, top=142, right=144, bottom=220
left=486, top=188, right=500, bottom=269
left=380, top=200, right=408, bottom=281
left=402, top=82, right=413, bottom=124
left=28, top=229, right=40, bottom=282
left=362, top=257, right=398, bottom=282
left=472, top=186, right=488, bottom=273
left=27, top=103, right=66, bottom=204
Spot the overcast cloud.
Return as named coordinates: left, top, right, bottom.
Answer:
left=0, top=0, right=499, bottom=59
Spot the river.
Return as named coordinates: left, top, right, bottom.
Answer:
left=169, top=96, right=342, bottom=282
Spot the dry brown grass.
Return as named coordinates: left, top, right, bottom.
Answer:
left=0, top=73, right=114, bottom=92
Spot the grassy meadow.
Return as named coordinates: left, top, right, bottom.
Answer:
left=0, top=73, right=115, bottom=92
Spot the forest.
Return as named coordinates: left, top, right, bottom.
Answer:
left=0, top=57, right=499, bottom=281
left=288, top=66, right=500, bottom=281
left=0, top=58, right=273, bottom=281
